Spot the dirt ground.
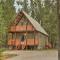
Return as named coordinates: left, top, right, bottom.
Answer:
left=3, top=50, right=58, bottom=60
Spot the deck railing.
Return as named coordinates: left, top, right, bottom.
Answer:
left=8, top=39, right=39, bottom=46
left=10, top=25, right=35, bottom=32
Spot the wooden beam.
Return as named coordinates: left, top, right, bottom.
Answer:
left=26, top=21, right=28, bottom=50
left=34, top=31, right=36, bottom=49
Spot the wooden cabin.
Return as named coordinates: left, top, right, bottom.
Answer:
left=8, top=11, right=48, bottom=50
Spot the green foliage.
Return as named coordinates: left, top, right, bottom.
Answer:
left=29, top=0, right=58, bottom=48
left=0, top=0, right=58, bottom=48
left=0, top=52, right=3, bottom=60
left=42, top=0, right=58, bottom=48
left=0, top=0, right=15, bottom=46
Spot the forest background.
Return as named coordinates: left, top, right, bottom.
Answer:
left=0, top=0, right=58, bottom=48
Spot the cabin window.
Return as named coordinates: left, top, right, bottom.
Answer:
left=8, top=33, right=12, bottom=39
left=18, top=21, right=27, bottom=26
left=16, top=33, right=20, bottom=39
left=18, top=18, right=32, bottom=26
left=12, top=33, right=16, bottom=39
left=18, top=19, right=28, bottom=26
left=16, top=33, right=26, bottom=41
left=27, top=22, right=31, bottom=25
left=20, top=35, right=25, bottom=41
left=27, top=33, right=35, bottom=39
left=16, top=33, right=22, bottom=39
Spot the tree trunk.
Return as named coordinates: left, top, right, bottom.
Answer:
left=57, top=0, right=60, bottom=59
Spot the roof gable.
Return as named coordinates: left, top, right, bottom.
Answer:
left=17, top=16, right=32, bottom=26
left=22, top=11, right=48, bottom=36
left=12, top=10, right=48, bottom=36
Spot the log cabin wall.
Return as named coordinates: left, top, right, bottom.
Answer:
left=37, top=32, right=48, bottom=49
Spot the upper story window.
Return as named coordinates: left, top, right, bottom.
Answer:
left=18, top=17, right=32, bottom=26
left=18, top=18, right=28, bottom=26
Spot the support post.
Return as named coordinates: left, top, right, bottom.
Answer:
left=34, top=31, right=36, bottom=49
left=26, top=21, right=28, bottom=50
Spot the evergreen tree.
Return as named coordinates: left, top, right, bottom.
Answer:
left=0, top=0, right=15, bottom=46
left=57, top=0, right=60, bottom=58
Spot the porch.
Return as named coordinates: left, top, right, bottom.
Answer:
left=8, top=32, right=39, bottom=50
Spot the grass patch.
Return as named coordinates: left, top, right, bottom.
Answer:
left=0, top=48, right=8, bottom=52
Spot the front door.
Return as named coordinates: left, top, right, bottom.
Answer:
left=20, top=34, right=25, bottom=49
left=21, top=34, right=25, bottom=42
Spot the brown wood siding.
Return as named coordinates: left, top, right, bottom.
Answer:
left=10, top=25, right=35, bottom=32
left=8, top=39, right=39, bottom=46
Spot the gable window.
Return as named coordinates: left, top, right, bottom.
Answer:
left=18, top=19, right=28, bottom=26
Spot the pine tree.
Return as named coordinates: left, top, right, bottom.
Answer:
left=57, top=0, right=60, bottom=58
left=0, top=0, right=15, bottom=46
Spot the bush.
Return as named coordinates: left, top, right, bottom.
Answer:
left=0, top=52, right=3, bottom=60
left=0, top=48, right=7, bottom=52
left=0, top=48, right=7, bottom=60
